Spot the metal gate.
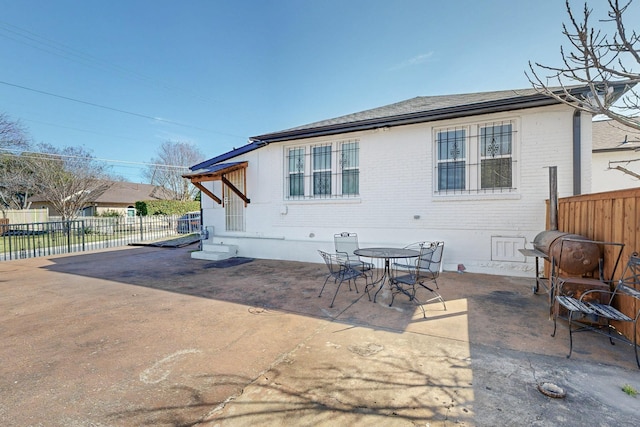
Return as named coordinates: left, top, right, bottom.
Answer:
left=224, top=169, right=245, bottom=232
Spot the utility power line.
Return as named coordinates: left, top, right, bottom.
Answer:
left=0, top=20, right=216, bottom=104
left=0, top=80, right=213, bottom=133
left=0, top=21, right=247, bottom=140
left=22, top=118, right=152, bottom=144
left=1, top=79, right=246, bottom=140
left=0, top=147, right=189, bottom=170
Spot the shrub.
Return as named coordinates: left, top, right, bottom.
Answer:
left=135, top=200, right=200, bottom=216
left=98, top=209, right=122, bottom=217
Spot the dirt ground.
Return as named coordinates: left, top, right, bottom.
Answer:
left=1, top=244, right=639, bottom=426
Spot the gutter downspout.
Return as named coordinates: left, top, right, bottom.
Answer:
left=572, top=110, right=581, bottom=195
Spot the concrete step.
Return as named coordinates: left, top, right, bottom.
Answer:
left=201, top=243, right=239, bottom=254
left=190, top=243, right=239, bottom=261
left=191, top=251, right=232, bottom=261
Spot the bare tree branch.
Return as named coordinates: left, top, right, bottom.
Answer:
left=144, top=141, right=205, bottom=201
left=527, top=0, right=640, bottom=130
left=0, top=153, right=37, bottom=210
left=0, top=113, right=33, bottom=213
left=0, top=113, right=29, bottom=150
left=30, top=144, right=112, bottom=220
left=611, top=164, right=640, bottom=179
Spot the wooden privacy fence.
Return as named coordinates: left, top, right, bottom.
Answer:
left=552, top=186, right=640, bottom=344
left=2, top=209, right=49, bottom=224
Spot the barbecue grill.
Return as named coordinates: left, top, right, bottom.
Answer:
left=532, top=230, right=602, bottom=276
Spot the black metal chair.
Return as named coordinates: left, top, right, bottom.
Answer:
left=549, top=238, right=624, bottom=318
left=334, top=232, right=374, bottom=279
left=418, top=241, right=444, bottom=289
left=389, top=242, right=446, bottom=318
left=393, top=241, right=444, bottom=289
left=553, top=252, right=640, bottom=368
left=318, top=250, right=363, bottom=308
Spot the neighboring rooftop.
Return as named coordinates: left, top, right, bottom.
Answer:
left=30, top=181, right=176, bottom=204
left=92, top=181, right=176, bottom=203
left=592, top=118, right=640, bottom=151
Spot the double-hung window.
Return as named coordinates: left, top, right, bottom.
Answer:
left=313, top=145, right=332, bottom=196
left=480, top=123, right=512, bottom=189
left=340, top=141, right=359, bottom=195
left=436, top=120, right=516, bottom=194
left=285, top=140, right=360, bottom=199
left=437, top=129, right=466, bottom=191
left=288, top=147, right=305, bottom=197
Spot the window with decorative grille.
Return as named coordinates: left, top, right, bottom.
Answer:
left=285, top=140, right=360, bottom=200
left=435, top=121, right=516, bottom=194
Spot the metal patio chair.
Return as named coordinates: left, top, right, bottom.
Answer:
left=389, top=241, right=446, bottom=318
left=318, top=250, right=363, bottom=308
left=393, top=241, right=444, bottom=289
left=392, top=241, right=426, bottom=273
left=549, top=238, right=624, bottom=318
left=418, top=241, right=444, bottom=289
left=552, top=252, right=640, bottom=368
left=334, top=232, right=374, bottom=279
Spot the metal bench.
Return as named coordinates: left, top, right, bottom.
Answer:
left=552, top=253, right=640, bottom=368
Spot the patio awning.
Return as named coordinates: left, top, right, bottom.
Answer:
left=182, top=161, right=250, bottom=205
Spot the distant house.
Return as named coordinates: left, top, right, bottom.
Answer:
left=31, top=181, right=176, bottom=218
left=185, top=83, right=633, bottom=277
left=592, top=118, right=640, bottom=193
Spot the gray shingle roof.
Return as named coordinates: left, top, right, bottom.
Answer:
left=281, top=88, right=542, bottom=132
left=91, top=181, right=175, bottom=203
left=592, top=119, right=640, bottom=151
left=192, top=81, right=636, bottom=171
left=250, top=87, right=558, bottom=143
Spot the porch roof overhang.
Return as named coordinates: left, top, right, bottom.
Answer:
left=182, top=161, right=249, bottom=205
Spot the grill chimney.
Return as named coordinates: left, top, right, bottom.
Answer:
left=549, top=166, right=558, bottom=231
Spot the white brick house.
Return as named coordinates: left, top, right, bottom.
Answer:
left=185, top=84, right=629, bottom=277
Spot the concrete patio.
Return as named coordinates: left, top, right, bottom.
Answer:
left=1, top=244, right=639, bottom=426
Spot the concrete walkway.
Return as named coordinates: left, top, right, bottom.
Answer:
left=1, top=245, right=639, bottom=426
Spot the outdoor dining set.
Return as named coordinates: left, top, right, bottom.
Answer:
left=318, top=232, right=446, bottom=318
left=319, top=232, right=640, bottom=368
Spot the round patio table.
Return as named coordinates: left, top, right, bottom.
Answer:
left=354, top=247, right=419, bottom=303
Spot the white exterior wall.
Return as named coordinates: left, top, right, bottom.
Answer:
left=592, top=150, right=640, bottom=193
left=200, top=104, right=586, bottom=277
